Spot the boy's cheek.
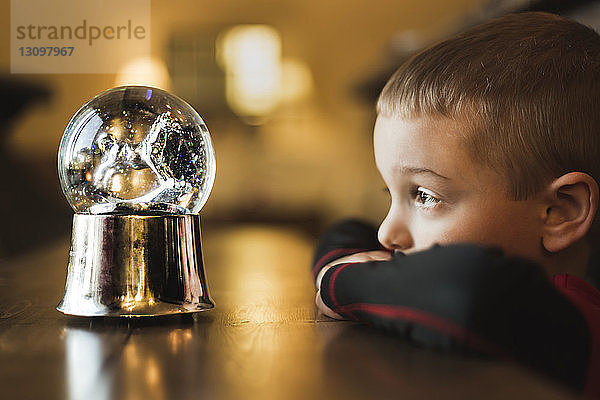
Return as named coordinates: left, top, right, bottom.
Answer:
left=403, top=220, right=453, bottom=254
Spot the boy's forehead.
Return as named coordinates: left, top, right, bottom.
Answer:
left=374, top=115, right=484, bottom=178
left=374, top=115, right=513, bottom=197
left=375, top=114, right=466, bottom=135
left=374, top=115, right=467, bottom=153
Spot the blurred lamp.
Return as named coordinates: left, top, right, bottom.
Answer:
left=116, top=57, right=172, bottom=91
left=281, top=58, right=314, bottom=104
left=217, top=25, right=282, bottom=121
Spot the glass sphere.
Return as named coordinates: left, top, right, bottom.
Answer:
left=58, top=86, right=216, bottom=215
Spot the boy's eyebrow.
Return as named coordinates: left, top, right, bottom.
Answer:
left=400, top=166, right=450, bottom=181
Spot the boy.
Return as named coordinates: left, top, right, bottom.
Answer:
left=312, top=12, right=600, bottom=397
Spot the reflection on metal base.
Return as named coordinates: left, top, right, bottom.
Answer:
left=57, top=214, right=214, bottom=317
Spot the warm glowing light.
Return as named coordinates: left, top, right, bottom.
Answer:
left=115, top=57, right=171, bottom=90
left=145, top=358, right=161, bottom=386
left=281, top=58, right=313, bottom=103
left=168, top=329, right=193, bottom=354
left=121, top=291, right=135, bottom=310
left=217, top=25, right=282, bottom=121
left=124, top=343, right=140, bottom=368
left=211, top=226, right=313, bottom=324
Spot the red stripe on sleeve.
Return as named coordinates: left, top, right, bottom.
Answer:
left=312, top=248, right=367, bottom=279
left=336, top=303, right=508, bottom=358
left=328, top=263, right=354, bottom=310
left=553, top=274, right=600, bottom=399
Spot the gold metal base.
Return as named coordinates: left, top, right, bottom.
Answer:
left=57, top=214, right=214, bottom=317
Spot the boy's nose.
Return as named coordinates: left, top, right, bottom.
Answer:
left=377, top=212, right=414, bottom=251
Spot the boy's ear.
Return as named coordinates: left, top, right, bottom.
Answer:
left=542, top=172, right=599, bottom=253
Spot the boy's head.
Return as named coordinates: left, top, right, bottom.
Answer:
left=375, top=12, right=600, bottom=276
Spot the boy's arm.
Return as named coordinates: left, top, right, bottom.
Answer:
left=312, top=219, right=386, bottom=282
left=313, top=220, right=592, bottom=392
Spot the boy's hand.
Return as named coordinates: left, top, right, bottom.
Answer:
left=314, top=250, right=392, bottom=319
left=315, top=250, right=392, bottom=288
left=315, top=289, right=344, bottom=319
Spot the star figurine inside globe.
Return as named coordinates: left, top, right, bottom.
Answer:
left=58, top=86, right=215, bottom=215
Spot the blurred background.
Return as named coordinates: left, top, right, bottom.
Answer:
left=1, top=0, right=599, bottom=257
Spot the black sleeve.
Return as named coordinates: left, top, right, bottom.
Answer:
left=312, top=219, right=384, bottom=280
left=315, top=221, right=591, bottom=392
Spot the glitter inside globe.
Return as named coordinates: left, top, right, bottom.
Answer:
left=58, top=86, right=216, bottom=215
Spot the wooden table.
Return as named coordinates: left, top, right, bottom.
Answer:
left=0, top=223, right=577, bottom=399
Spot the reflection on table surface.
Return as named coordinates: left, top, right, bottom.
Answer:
left=0, top=224, right=577, bottom=400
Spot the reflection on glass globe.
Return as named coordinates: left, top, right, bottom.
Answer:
left=58, top=86, right=216, bottom=215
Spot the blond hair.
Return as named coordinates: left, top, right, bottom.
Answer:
left=377, top=12, right=600, bottom=200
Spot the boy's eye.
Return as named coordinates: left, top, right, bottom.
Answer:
left=413, top=187, right=440, bottom=209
